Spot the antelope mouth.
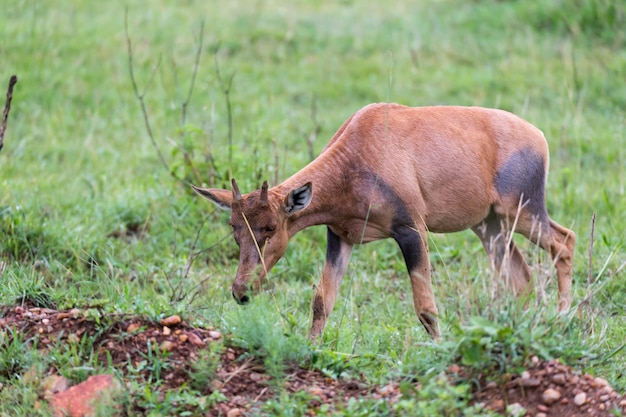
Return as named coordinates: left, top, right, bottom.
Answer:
left=232, top=292, right=250, bottom=305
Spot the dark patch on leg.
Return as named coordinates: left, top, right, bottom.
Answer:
left=495, top=147, right=548, bottom=219
left=391, top=224, right=422, bottom=273
left=419, top=312, right=439, bottom=338
left=312, top=293, right=326, bottom=319
left=325, top=227, right=342, bottom=267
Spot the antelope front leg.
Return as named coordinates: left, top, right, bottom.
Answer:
left=310, top=227, right=353, bottom=340
left=392, top=224, right=440, bottom=338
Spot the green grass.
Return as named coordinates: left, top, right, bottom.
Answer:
left=1, top=0, right=625, bottom=414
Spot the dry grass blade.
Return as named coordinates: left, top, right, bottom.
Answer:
left=0, top=75, right=18, bottom=153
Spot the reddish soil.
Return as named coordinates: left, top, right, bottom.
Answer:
left=1, top=304, right=625, bottom=416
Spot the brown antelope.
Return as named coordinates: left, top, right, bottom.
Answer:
left=192, top=103, right=575, bottom=339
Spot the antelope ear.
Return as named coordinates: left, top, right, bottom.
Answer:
left=191, top=185, right=233, bottom=211
left=284, top=182, right=312, bottom=214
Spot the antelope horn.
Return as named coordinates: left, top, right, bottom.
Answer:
left=260, top=181, right=269, bottom=203
left=231, top=178, right=242, bottom=201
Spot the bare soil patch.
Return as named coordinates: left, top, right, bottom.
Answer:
left=1, top=304, right=624, bottom=416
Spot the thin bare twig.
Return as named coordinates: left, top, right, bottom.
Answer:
left=0, top=75, right=18, bottom=153
left=125, top=9, right=176, bottom=181
left=213, top=44, right=236, bottom=173
left=586, top=212, right=596, bottom=297
left=170, top=22, right=206, bottom=185
left=181, top=21, right=204, bottom=126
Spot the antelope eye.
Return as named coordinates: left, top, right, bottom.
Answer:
left=263, top=225, right=276, bottom=233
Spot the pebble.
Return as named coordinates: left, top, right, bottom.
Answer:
left=227, top=408, right=243, bottom=417
left=574, top=392, right=586, bottom=406
left=485, top=381, right=497, bottom=389
left=309, top=386, right=324, bottom=398
left=178, top=334, right=188, bottom=343
left=160, top=315, right=182, bottom=326
left=595, top=377, right=609, bottom=386
left=209, top=330, right=222, bottom=339
left=542, top=388, right=561, bottom=405
left=57, top=312, right=70, bottom=320
left=162, top=326, right=171, bottom=336
left=521, top=378, right=541, bottom=387
left=506, top=402, right=525, bottom=416
left=210, top=380, right=224, bottom=391
left=188, top=332, right=206, bottom=347
left=551, top=373, right=566, bottom=385
left=536, top=404, right=548, bottom=412
left=159, top=340, right=176, bottom=352
left=126, top=323, right=141, bottom=333
left=535, top=413, right=547, bottom=417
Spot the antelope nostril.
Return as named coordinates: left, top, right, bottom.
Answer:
left=233, top=292, right=250, bottom=305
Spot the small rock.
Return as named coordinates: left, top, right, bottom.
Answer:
left=594, top=377, right=609, bottom=388
left=69, top=308, right=80, bottom=318
left=537, top=404, right=548, bottom=412
left=126, top=322, right=141, bottom=333
left=506, top=402, right=525, bottom=416
left=42, top=318, right=50, bottom=325
left=49, top=374, right=118, bottom=417
left=210, top=380, right=224, bottom=391
left=178, top=334, right=188, bottom=343
left=521, top=378, right=541, bottom=387
left=159, top=341, right=176, bottom=352
left=162, top=326, right=171, bottom=336
left=542, top=388, right=561, bottom=405
left=551, top=373, right=566, bottom=385
left=535, top=413, right=547, bottom=417
left=249, top=372, right=262, bottom=382
left=598, top=403, right=606, bottom=411
left=485, top=381, right=497, bottom=389
left=488, top=399, right=504, bottom=411
left=520, top=371, right=531, bottom=379
left=447, top=364, right=462, bottom=373
left=160, top=315, right=181, bottom=326
left=599, top=394, right=609, bottom=402
left=531, top=355, right=539, bottom=364
left=227, top=408, right=243, bottom=417
left=619, top=399, right=626, bottom=407
left=378, top=383, right=395, bottom=396
left=569, top=375, right=580, bottom=385
left=188, top=332, right=206, bottom=347
left=56, top=312, right=70, bottom=320
left=574, top=392, right=586, bottom=406
left=309, top=386, right=324, bottom=398
left=209, top=330, right=222, bottom=339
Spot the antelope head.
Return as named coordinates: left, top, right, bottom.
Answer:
left=192, top=179, right=312, bottom=304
